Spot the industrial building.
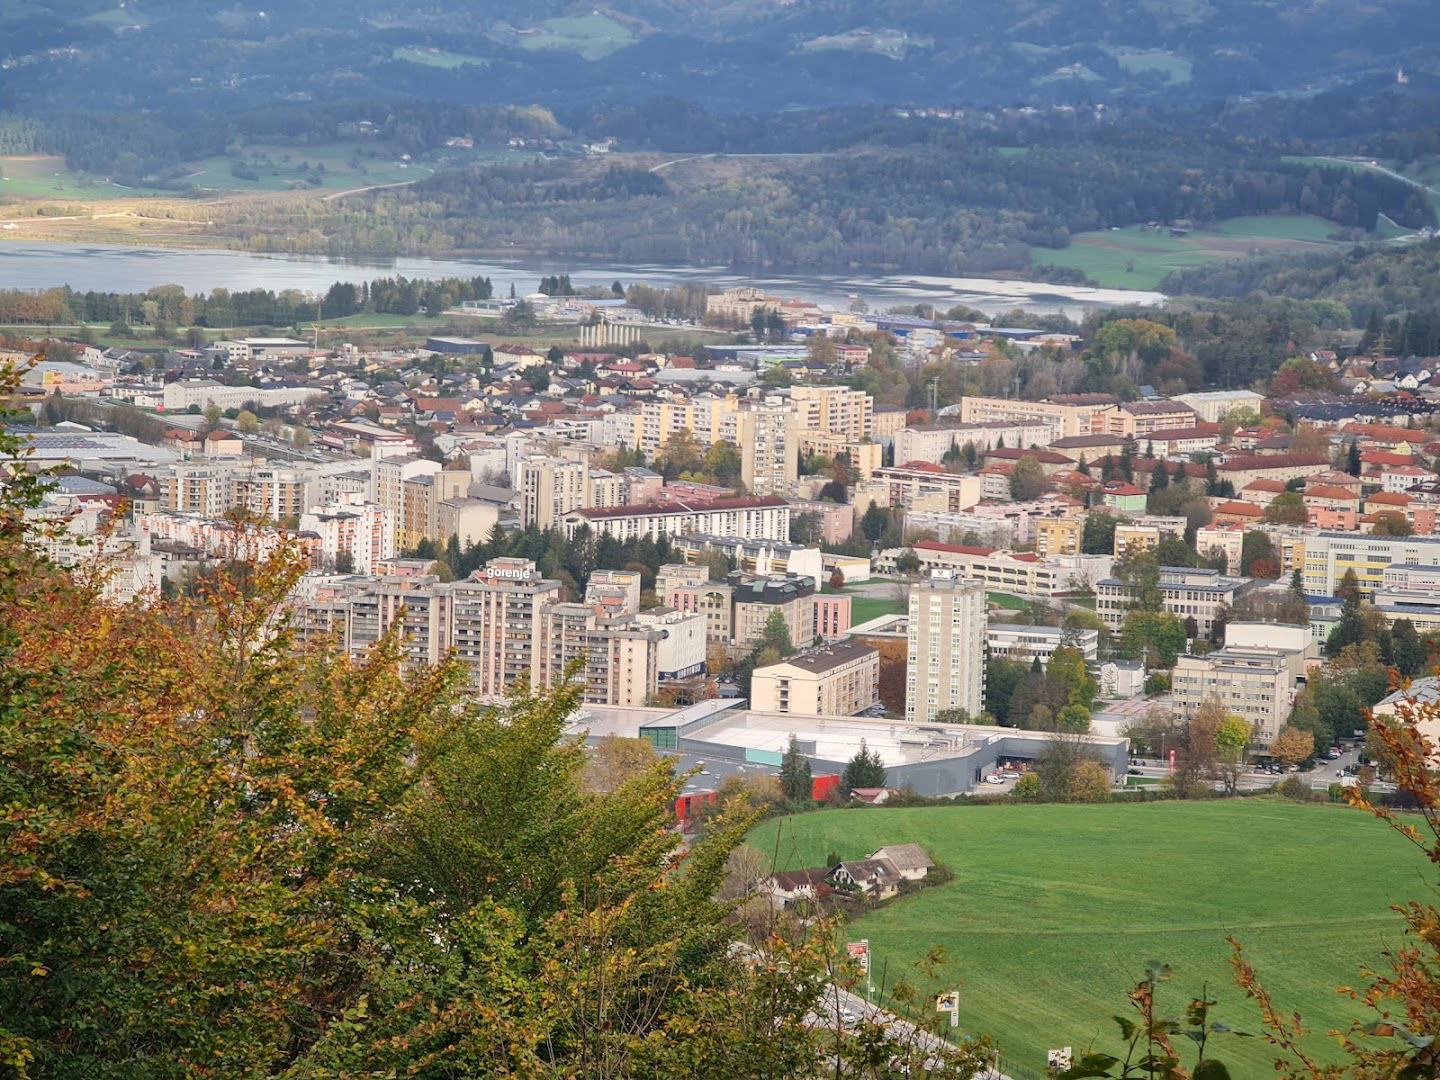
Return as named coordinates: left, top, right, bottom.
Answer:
left=568, top=699, right=1129, bottom=797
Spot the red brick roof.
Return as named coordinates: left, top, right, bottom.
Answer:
left=1102, top=482, right=1146, bottom=496
left=985, top=448, right=1075, bottom=464
left=1304, top=485, right=1359, bottom=501
left=1143, top=427, right=1218, bottom=442
left=1213, top=500, right=1265, bottom=516
left=1366, top=492, right=1414, bottom=506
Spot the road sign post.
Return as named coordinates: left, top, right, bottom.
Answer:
left=846, top=939, right=873, bottom=1000
left=935, top=990, right=959, bottom=1028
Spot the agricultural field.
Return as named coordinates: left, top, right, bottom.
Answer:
left=0, top=155, right=169, bottom=200
left=392, top=45, right=488, bottom=69
left=750, top=800, right=1417, bottom=1077
left=1106, top=47, right=1192, bottom=84
left=516, top=14, right=635, bottom=60
left=182, top=144, right=431, bottom=194
left=1032, top=214, right=1344, bottom=289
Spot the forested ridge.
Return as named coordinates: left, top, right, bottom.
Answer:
left=1161, top=239, right=1440, bottom=327
left=226, top=138, right=1431, bottom=273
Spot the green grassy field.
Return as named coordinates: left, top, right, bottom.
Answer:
left=986, top=592, right=1030, bottom=610
left=393, top=45, right=488, bottom=69
left=1033, top=215, right=1343, bottom=289
left=0, top=155, right=169, bottom=200
left=750, top=800, right=1416, bottom=1076
left=848, top=593, right=907, bottom=625
left=1107, top=47, right=1192, bottom=84
left=183, top=144, right=431, bottom=193
left=518, top=14, right=635, bottom=60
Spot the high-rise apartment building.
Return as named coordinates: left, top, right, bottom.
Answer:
left=790, top=385, right=873, bottom=441
left=520, top=456, right=589, bottom=531
left=726, top=402, right=798, bottom=496
left=905, top=572, right=985, bottom=723
left=300, top=500, right=395, bottom=574
left=448, top=558, right=564, bottom=699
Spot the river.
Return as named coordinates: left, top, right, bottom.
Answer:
left=0, top=241, right=1164, bottom=319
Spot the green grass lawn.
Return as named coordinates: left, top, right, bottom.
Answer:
left=0, top=155, right=169, bottom=200
left=986, top=592, right=1030, bottom=610
left=848, top=593, right=907, bottom=625
left=750, top=800, right=1416, bottom=1077
left=1032, top=215, right=1344, bottom=290
left=518, top=14, right=635, bottom=60
left=393, top=45, right=488, bottom=69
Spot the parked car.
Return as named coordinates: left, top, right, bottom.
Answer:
left=985, top=775, right=1006, bottom=785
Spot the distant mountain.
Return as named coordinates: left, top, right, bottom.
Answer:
left=3, top=0, right=1437, bottom=114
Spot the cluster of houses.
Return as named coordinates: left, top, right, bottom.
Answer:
left=763, top=844, right=936, bottom=907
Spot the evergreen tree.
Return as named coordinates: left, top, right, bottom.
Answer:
left=839, top=740, right=887, bottom=792
left=1393, top=618, right=1426, bottom=678
left=1149, top=460, right=1169, bottom=492
left=779, top=734, right=813, bottom=803
left=1346, top=439, right=1361, bottom=477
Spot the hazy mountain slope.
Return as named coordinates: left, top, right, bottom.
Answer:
left=3, top=0, right=1435, bottom=112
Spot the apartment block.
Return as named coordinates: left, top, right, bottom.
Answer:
left=751, top=640, right=880, bottom=716
left=1034, top=516, right=1082, bottom=557
left=1170, top=622, right=1316, bottom=746
left=562, top=495, right=792, bottom=544
left=894, top=418, right=1059, bottom=465
left=958, top=394, right=1117, bottom=439
left=1113, top=516, right=1187, bottom=557
left=905, top=572, right=986, bottom=722
left=520, top=456, right=589, bottom=531
left=986, top=623, right=1099, bottom=665
left=1302, top=531, right=1440, bottom=597
left=448, top=558, right=564, bottom=699
left=791, top=384, right=873, bottom=440
left=300, top=500, right=395, bottom=574
left=868, top=462, right=982, bottom=513
left=900, top=541, right=1068, bottom=598
left=732, top=573, right=817, bottom=652
left=1095, top=565, right=1254, bottom=636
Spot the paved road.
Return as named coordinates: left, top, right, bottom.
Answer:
left=1125, top=742, right=1364, bottom=793
left=810, top=984, right=1012, bottom=1079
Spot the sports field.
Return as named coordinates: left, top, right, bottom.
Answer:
left=1032, top=214, right=1342, bottom=289
left=750, top=800, right=1417, bottom=1076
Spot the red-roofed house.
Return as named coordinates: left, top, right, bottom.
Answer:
left=1217, top=453, right=1330, bottom=488
left=984, top=447, right=1077, bottom=474
left=1212, top=500, right=1266, bottom=526
left=1100, top=481, right=1146, bottom=512
left=1240, top=478, right=1288, bottom=506
left=1343, top=422, right=1420, bottom=450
